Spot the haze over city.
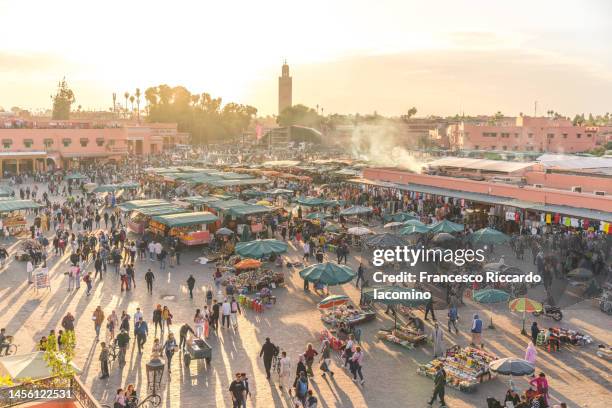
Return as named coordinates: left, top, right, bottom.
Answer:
left=1, top=0, right=612, bottom=116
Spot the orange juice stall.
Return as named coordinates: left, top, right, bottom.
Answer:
left=149, top=211, right=219, bottom=246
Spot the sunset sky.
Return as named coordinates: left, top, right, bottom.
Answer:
left=1, top=0, right=611, bottom=117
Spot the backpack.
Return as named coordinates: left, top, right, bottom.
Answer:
left=297, top=379, right=308, bottom=397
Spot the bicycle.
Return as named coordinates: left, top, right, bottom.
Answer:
left=2, top=336, right=18, bottom=356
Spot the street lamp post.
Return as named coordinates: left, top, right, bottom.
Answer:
left=142, top=358, right=164, bottom=407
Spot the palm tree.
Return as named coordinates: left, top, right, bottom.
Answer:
left=129, top=95, right=135, bottom=115
left=112, top=93, right=117, bottom=117
left=123, top=92, right=129, bottom=118
left=135, top=88, right=141, bottom=123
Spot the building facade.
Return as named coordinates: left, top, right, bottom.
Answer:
left=0, top=117, right=186, bottom=174
left=278, top=61, right=292, bottom=115
left=447, top=116, right=612, bottom=153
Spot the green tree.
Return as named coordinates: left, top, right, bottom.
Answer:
left=43, top=330, right=76, bottom=379
left=277, top=104, right=321, bottom=127
left=51, top=78, right=75, bottom=120
left=135, top=88, right=141, bottom=122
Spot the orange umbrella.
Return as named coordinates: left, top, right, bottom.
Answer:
left=509, top=298, right=542, bottom=335
left=234, top=259, right=262, bottom=270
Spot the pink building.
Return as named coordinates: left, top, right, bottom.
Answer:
left=447, top=116, right=612, bottom=153
left=0, top=118, right=186, bottom=174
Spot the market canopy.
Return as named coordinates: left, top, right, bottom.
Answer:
left=93, top=182, right=139, bottom=193
left=0, top=199, right=42, bottom=212
left=427, top=219, right=464, bottom=234
left=489, top=358, right=534, bottom=376
left=364, top=233, right=406, bottom=248
left=0, top=351, right=81, bottom=381
left=133, top=205, right=186, bottom=217
left=208, top=199, right=248, bottom=212
left=305, top=212, right=332, bottom=220
left=180, top=196, right=221, bottom=205
left=296, top=197, right=329, bottom=207
left=383, top=212, right=418, bottom=222
left=469, top=228, right=510, bottom=245
left=64, top=172, right=88, bottom=180
left=299, top=262, right=356, bottom=285
left=228, top=204, right=273, bottom=217
left=151, top=211, right=218, bottom=228
left=118, top=199, right=170, bottom=211
left=264, top=188, right=294, bottom=195
left=235, top=239, right=288, bottom=259
left=399, top=224, right=430, bottom=235
left=340, top=205, right=373, bottom=216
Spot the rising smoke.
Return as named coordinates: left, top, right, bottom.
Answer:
left=349, top=124, right=426, bottom=173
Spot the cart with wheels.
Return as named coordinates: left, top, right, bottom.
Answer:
left=183, top=337, right=212, bottom=368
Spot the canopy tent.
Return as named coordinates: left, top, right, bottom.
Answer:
left=208, top=199, right=247, bottom=212
left=241, top=189, right=266, bottom=198
left=215, top=227, right=234, bottom=236
left=469, top=228, right=510, bottom=245
left=340, top=205, right=373, bottom=216
left=118, top=199, right=169, bottom=212
left=228, top=204, right=273, bottom=217
left=318, top=294, right=350, bottom=309
left=180, top=196, right=221, bottom=205
left=383, top=212, right=418, bottom=222
left=399, top=224, right=430, bottom=235
left=133, top=205, right=186, bottom=217
left=0, top=351, right=81, bottom=381
left=428, top=219, right=464, bottom=234
left=347, top=226, right=373, bottom=236
left=64, top=172, right=89, bottom=180
left=0, top=186, right=12, bottom=197
left=0, top=199, right=42, bottom=212
left=296, top=197, right=330, bottom=207
left=299, top=262, right=356, bottom=285
left=92, top=182, right=139, bottom=193
left=473, top=289, right=510, bottom=328
left=207, top=178, right=269, bottom=187
left=151, top=211, right=218, bottom=228
left=264, top=188, right=294, bottom=196
left=305, top=212, right=332, bottom=220
left=235, top=239, right=288, bottom=259
left=364, top=233, right=406, bottom=248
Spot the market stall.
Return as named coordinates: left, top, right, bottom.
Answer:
left=320, top=304, right=376, bottom=327
left=118, top=199, right=170, bottom=212
left=417, top=346, right=498, bottom=392
left=149, top=211, right=219, bottom=246
left=376, top=325, right=428, bottom=350
left=128, top=204, right=186, bottom=234
left=0, top=199, right=42, bottom=236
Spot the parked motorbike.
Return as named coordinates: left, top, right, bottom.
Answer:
left=532, top=304, right=563, bottom=321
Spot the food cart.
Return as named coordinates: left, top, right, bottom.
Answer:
left=0, top=199, right=42, bottom=237
left=183, top=335, right=212, bottom=367
left=149, top=211, right=219, bottom=246
left=127, top=205, right=186, bottom=234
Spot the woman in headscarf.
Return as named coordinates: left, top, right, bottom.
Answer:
left=525, top=340, right=537, bottom=366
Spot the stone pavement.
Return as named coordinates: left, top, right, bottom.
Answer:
left=0, top=194, right=611, bottom=407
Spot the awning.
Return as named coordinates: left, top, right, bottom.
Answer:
left=151, top=211, right=218, bottom=228
left=118, top=199, right=170, bottom=211
left=228, top=204, right=273, bottom=217
left=0, top=199, right=42, bottom=212
left=133, top=205, right=186, bottom=216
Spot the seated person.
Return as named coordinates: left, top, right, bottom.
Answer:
left=504, top=389, right=521, bottom=406
left=336, top=322, right=351, bottom=340
left=406, top=316, right=425, bottom=334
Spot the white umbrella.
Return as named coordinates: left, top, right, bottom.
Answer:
left=383, top=222, right=404, bottom=229
left=347, top=226, right=373, bottom=236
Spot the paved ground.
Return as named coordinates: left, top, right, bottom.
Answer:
left=1, top=186, right=611, bottom=407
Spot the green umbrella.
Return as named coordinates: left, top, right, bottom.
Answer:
left=235, top=239, right=287, bottom=258
left=323, top=223, right=340, bottom=233
left=296, top=197, right=328, bottom=207
left=473, top=289, right=510, bottom=329
left=299, top=262, right=356, bottom=286
left=470, top=228, right=510, bottom=245
left=340, top=205, right=373, bottom=216
left=399, top=224, right=430, bottom=235
left=383, top=212, right=417, bottom=222
left=362, top=286, right=430, bottom=327
left=403, top=219, right=425, bottom=227
left=428, top=219, right=464, bottom=234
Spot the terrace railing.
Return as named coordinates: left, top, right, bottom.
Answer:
left=0, top=375, right=102, bottom=408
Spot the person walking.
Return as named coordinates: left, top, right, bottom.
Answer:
left=99, top=342, right=109, bottom=379
left=294, top=371, right=309, bottom=406
left=144, top=269, right=155, bottom=294
left=26, top=259, right=34, bottom=284
left=221, top=298, right=231, bottom=329
left=229, top=372, right=246, bottom=408
left=163, top=333, right=177, bottom=375
left=279, top=351, right=292, bottom=391
left=447, top=304, right=459, bottom=334
left=525, top=341, right=537, bottom=366
left=349, top=346, right=364, bottom=385
left=162, top=306, right=172, bottom=336
left=355, top=262, right=365, bottom=288
left=107, top=311, right=118, bottom=341
left=431, top=322, right=445, bottom=358
left=135, top=317, right=148, bottom=354
left=259, top=337, right=278, bottom=380
left=320, top=339, right=334, bottom=378
left=428, top=363, right=447, bottom=407
left=186, top=275, right=195, bottom=299
left=531, top=321, right=540, bottom=346
left=211, top=299, right=220, bottom=333
left=424, top=297, right=436, bottom=321
left=115, top=329, right=130, bottom=367
left=194, top=309, right=205, bottom=338
left=470, top=314, right=484, bottom=348
left=92, top=306, right=105, bottom=340
left=230, top=296, right=241, bottom=329
left=304, top=343, right=318, bottom=377
left=152, top=305, right=162, bottom=336
left=83, top=272, right=93, bottom=296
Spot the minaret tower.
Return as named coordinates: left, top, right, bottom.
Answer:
left=278, top=60, right=292, bottom=115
